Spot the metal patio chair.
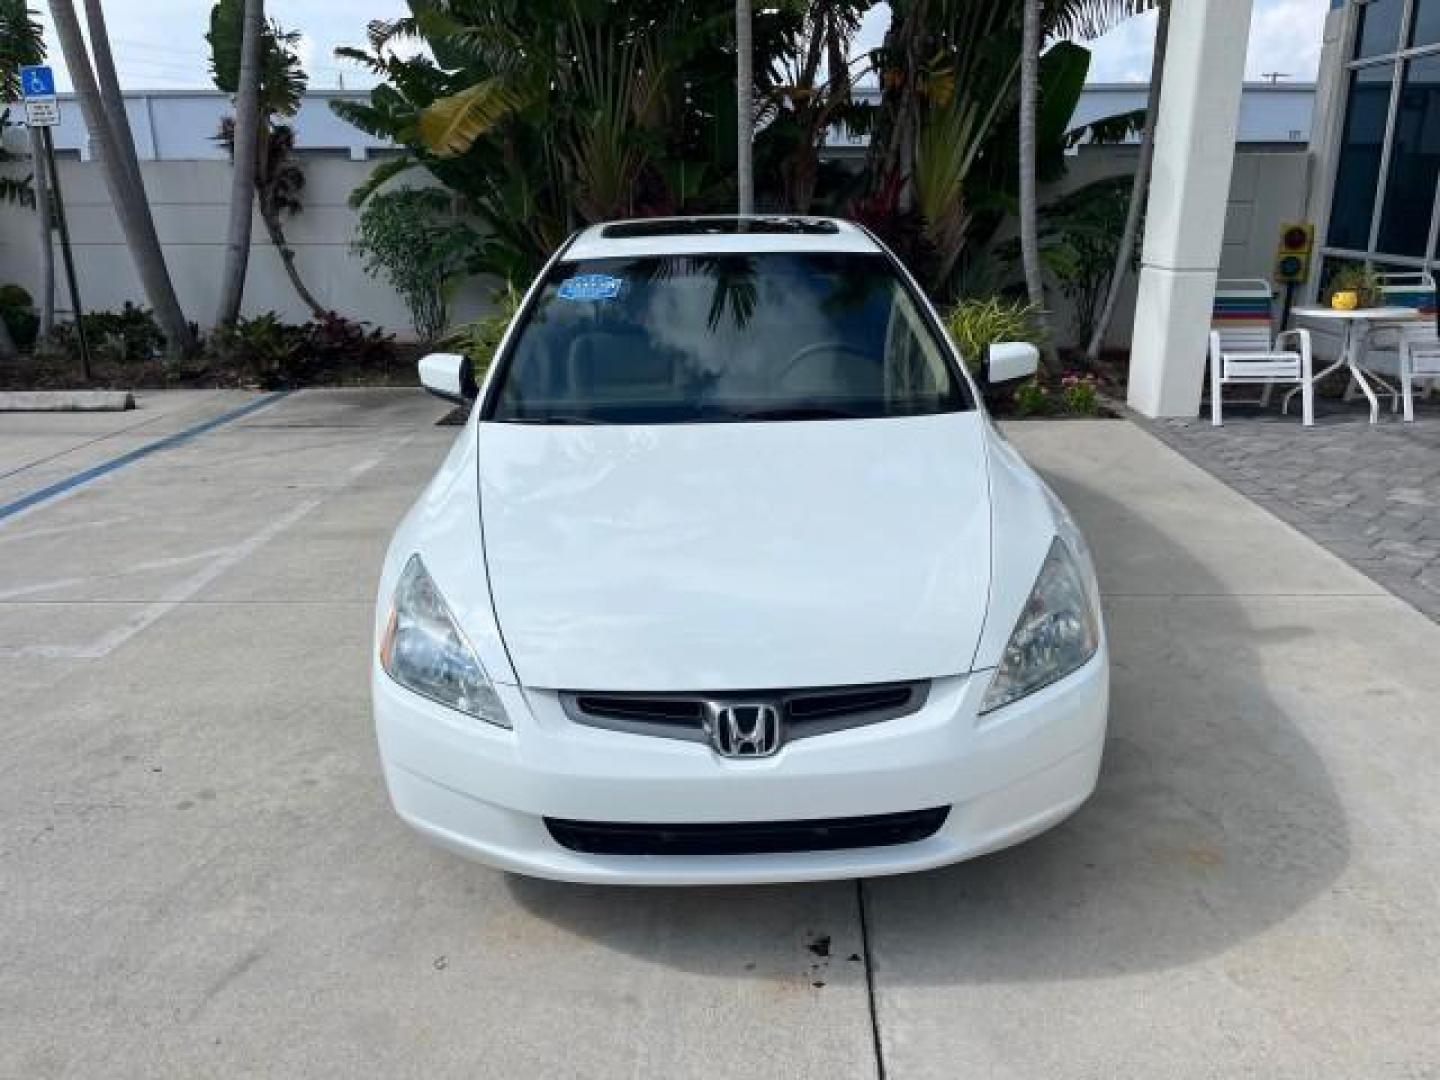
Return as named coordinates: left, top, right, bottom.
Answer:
left=1357, top=272, right=1440, bottom=422
left=1208, top=279, right=1314, bottom=427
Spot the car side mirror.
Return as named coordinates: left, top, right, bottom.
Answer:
left=418, top=352, right=476, bottom=404
left=987, top=341, right=1040, bottom=384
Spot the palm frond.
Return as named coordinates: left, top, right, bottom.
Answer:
left=348, top=154, right=421, bottom=208
left=418, top=77, right=520, bottom=157
left=1069, top=106, right=1147, bottom=146
left=367, top=17, right=422, bottom=53
left=0, top=0, right=46, bottom=100
left=333, top=45, right=390, bottom=79
left=1046, top=0, right=1157, bottom=41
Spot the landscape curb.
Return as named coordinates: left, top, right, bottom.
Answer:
left=0, top=390, right=136, bottom=412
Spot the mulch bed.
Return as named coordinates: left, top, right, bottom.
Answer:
left=0, top=348, right=423, bottom=393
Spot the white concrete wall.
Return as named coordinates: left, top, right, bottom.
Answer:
left=0, top=154, right=492, bottom=337
left=7, top=86, right=1311, bottom=163
left=1069, top=83, right=1314, bottom=146
left=0, top=141, right=1307, bottom=344
left=1017, top=147, right=1310, bottom=350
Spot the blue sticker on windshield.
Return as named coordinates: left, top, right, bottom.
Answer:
left=558, top=274, right=623, bottom=301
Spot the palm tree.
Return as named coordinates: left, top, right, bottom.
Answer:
left=208, top=3, right=324, bottom=319
left=1019, top=0, right=1055, bottom=368
left=769, top=1, right=872, bottom=214
left=82, top=0, right=144, bottom=208
left=48, top=0, right=193, bottom=358
left=1016, top=0, right=1157, bottom=362
left=1085, top=0, right=1170, bottom=365
left=212, top=0, right=263, bottom=326
left=736, top=0, right=753, bottom=214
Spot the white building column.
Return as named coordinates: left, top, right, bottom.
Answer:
left=1128, top=0, right=1256, bottom=419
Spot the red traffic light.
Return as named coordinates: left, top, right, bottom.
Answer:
left=1282, top=225, right=1312, bottom=252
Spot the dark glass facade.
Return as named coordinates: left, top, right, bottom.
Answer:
left=1328, top=64, right=1397, bottom=249
left=1356, top=0, right=1405, bottom=57
left=1324, top=1, right=1440, bottom=266
left=1377, top=56, right=1440, bottom=255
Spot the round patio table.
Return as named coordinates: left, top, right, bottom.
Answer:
left=1290, top=305, right=1419, bottom=424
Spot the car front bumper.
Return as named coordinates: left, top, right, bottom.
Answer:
left=373, top=651, right=1108, bottom=885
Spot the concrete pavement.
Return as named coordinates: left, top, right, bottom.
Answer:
left=2, top=391, right=1438, bottom=1077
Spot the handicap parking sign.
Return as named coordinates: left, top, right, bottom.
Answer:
left=19, top=66, right=60, bottom=127
left=20, top=65, right=56, bottom=99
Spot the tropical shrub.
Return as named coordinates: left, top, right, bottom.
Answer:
left=944, top=296, right=1043, bottom=372
left=206, top=312, right=308, bottom=387
left=1013, top=378, right=1050, bottom=417
left=1060, top=371, right=1100, bottom=415
left=1033, top=176, right=1134, bottom=351
left=332, top=0, right=771, bottom=287
left=51, top=303, right=167, bottom=364
left=0, top=283, right=38, bottom=349
left=305, top=312, right=398, bottom=373
left=993, top=175, right=1135, bottom=352
left=441, top=283, right=524, bottom=379
left=332, top=2, right=1151, bottom=299
left=205, top=312, right=398, bottom=387
left=353, top=188, right=483, bottom=342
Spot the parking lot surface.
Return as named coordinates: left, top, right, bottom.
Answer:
left=3, top=390, right=1438, bottom=1078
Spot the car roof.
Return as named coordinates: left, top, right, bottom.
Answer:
left=563, top=216, right=884, bottom=261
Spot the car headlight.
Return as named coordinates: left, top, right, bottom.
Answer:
left=979, top=533, right=1100, bottom=714
left=379, top=555, right=510, bottom=728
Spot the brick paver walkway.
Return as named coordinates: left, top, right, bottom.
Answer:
left=1146, top=398, right=1440, bottom=621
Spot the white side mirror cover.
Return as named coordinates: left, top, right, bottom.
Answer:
left=418, top=352, right=473, bottom=403
left=988, top=341, right=1040, bottom=383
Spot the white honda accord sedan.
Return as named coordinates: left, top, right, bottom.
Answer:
left=373, top=216, right=1107, bottom=885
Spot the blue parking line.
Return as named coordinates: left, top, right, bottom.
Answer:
left=0, top=391, right=292, bottom=524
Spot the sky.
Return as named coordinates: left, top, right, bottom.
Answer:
left=30, top=0, right=1331, bottom=93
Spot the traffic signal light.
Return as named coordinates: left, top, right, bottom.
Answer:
left=1274, top=222, right=1314, bottom=284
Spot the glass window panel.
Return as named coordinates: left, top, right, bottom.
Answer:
left=1410, top=0, right=1440, bottom=48
left=1356, top=0, right=1405, bottom=58
left=488, top=254, right=968, bottom=424
left=1377, top=56, right=1440, bottom=256
left=1328, top=63, right=1396, bottom=250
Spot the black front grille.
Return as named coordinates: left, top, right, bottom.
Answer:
left=787, top=684, right=913, bottom=721
left=560, top=680, right=928, bottom=745
left=545, top=807, right=950, bottom=856
left=572, top=694, right=705, bottom=731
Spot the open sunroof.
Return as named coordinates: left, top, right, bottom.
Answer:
left=600, top=217, right=842, bottom=239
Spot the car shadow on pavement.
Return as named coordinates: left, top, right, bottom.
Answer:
left=505, top=473, right=1351, bottom=985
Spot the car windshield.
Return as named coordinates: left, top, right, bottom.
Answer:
left=484, top=252, right=970, bottom=424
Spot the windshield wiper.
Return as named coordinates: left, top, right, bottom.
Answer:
left=501, top=415, right=606, bottom=426
left=722, top=405, right=867, bottom=421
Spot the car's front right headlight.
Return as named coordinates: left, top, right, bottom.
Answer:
left=379, top=555, right=510, bottom=728
left=979, top=534, right=1100, bottom=714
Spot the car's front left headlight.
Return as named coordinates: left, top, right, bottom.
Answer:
left=379, top=555, right=510, bottom=728
left=979, top=533, right=1100, bottom=714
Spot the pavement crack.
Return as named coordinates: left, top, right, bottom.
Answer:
left=855, top=878, right=887, bottom=1080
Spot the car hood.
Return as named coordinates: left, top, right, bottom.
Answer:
left=476, top=414, right=993, bottom=691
